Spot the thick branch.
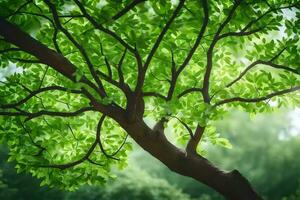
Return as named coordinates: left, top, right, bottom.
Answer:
left=152, top=117, right=169, bottom=136
left=117, top=118, right=262, bottom=200
left=0, top=17, right=115, bottom=117
left=0, top=17, right=76, bottom=80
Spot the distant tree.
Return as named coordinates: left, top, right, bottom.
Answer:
left=0, top=1, right=299, bottom=199
left=0, top=145, right=64, bottom=200
left=283, top=181, right=300, bottom=200
left=65, top=167, right=193, bottom=200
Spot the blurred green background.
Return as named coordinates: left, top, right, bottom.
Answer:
left=1, top=110, right=300, bottom=200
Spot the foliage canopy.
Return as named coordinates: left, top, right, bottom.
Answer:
left=0, top=0, right=299, bottom=197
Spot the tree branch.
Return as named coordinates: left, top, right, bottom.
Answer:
left=202, top=1, right=241, bottom=103
left=0, top=16, right=76, bottom=80
left=5, top=0, right=32, bottom=18
left=43, top=0, right=106, bottom=97
left=240, top=3, right=299, bottom=33
left=36, top=137, right=98, bottom=170
left=96, top=115, right=119, bottom=160
left=111, top=0, right=146, bottom=21
left=217, top=2, right=300, bottom=40
left=166, top=0, right=208, bottom=101
left=24, top=107, right=95, bottom=122
left=86, top=158, right=104, bottom=166
left=0, top=16, right=109, bottom=113
left=0, top=86, right=82, bottom=109
left=72, top=0, right=143, bottom=97
left=177, top=87, right=203, bottom=99
left=169, top=115, right=194, bottom=139
left=186, top=125, right=205, bottom=154
left=109, top=134, right=129, bottom=157
left=137, top=0, right=185, bottom=96
left=117, top=48, right=127, bottom=85
left=214, top=86, right=300, bottom=107
left=226, top=48, right=299, bottom=88
left=143, top=0, right=185, bottom=71
left=0, top=47, right=22, bottom=54
left=176, top=0, right=209, bottom=75
left=20, top=122, right=46, bottom=156
left=73, top=0, right=136, bottom=53
left=142, top=92, right=167, bottom=100
left=100, top=42, right=112, bottom=78
left=218, top=26, right=264, bottom=39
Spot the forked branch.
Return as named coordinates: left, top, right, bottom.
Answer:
left=186, top=125, right=205, bottom=154
left=96, top=115, right=124, bottom=160
left=73, top=0, right=135, bottom=53
left=202, top=0, right=241, bottom=103
left=166, top=0, right=208, bottom=101
left=44, top=0, right=106, bottom=97
left=35, top=137, right=99, bottom=170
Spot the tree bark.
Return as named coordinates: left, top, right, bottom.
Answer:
left=119, top=118, right=263, bottom=200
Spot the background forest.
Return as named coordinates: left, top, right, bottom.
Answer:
left=1, top=110, right=300, bottom=200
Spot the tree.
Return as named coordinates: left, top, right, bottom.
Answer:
left=0, top=0, right=299, bottom=199
left=65, top=166, right=193, bottom=200
left=0, top=145, right=64, bottom=200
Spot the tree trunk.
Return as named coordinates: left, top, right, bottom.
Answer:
left=119, top=118, right=263, bottom=200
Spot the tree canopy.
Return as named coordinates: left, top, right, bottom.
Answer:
left=0, top=0, right=299, bottom=199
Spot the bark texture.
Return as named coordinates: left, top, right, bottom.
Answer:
left=119, top=118, right=262, bottom=200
